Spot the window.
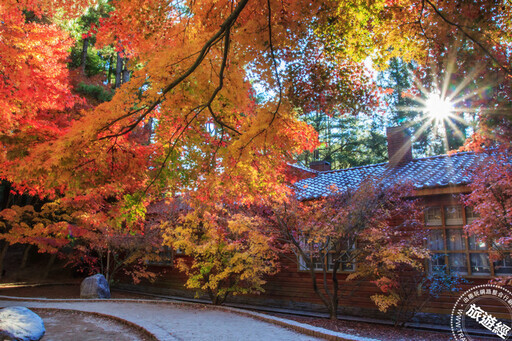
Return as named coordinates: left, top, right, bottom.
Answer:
left=494, top=255, right=512, bottom=275
left=425, top=207, right=442, bottom=226
left=445, top=206, right=463, bottom=225
left=146, top=245, right=174, bottom=266
left=446, top=229, right=465, bottom=250
left=299, top=238, right=355, bottom=273
left=468, top=235, right=487, bottom=251
left=426, top=205, right=495, bottom=277
left=470, top=253, right=491, bottom=275
left=448, top=253, right=468, bottom=275
left=429, top=253, right=446, bottom=273
left=465, top=206, right=479, bottom=224
left=428, top=230, right=444, bottom=251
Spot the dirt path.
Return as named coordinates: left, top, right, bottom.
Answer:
left=35, top=309, right=155, bottom=341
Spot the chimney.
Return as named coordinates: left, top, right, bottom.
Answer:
left=386, top=126, right=413, bottom=167
left=309, top=160, right=331, bottom=172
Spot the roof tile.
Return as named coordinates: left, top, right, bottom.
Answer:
left=294, top=152, right=483, bottom=200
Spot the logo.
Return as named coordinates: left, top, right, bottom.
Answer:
left=451, top=284, right=512, bottom=340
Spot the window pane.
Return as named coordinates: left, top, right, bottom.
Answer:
left=312, top=256, right=324, bottom=270
left=428, top=230, right=445, bottom=251
left=146, top=245, right=173, bottom=266
left=298, top=255, right=307, bottom=270
left=445, top=206, right=463, bottom=225
left=447, top=229, right=466, bottom=250
left=470, top=253, right=491, bottom=275
left=465, top=206, right=479, bottom=224
left=425, top=207, right=442, bottom=226
left=468, top=235, right=488, bottom=250
left=448, top=253, right=468, bottom=275
left=494, top=255, right=512, bottom=275
left=430, top=253, right=446, bottom=273
left=327, top=253, right=337, bottom=271
left=340, top=252, right=355, bottom=271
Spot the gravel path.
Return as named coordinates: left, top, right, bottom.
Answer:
left=0, top=299, right=328, bottom=341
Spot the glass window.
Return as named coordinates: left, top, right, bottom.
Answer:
left=298, top=255, right=308, bottom=271
left=494, top=255, right=512, bottom=275
left=468, top=235, right=488, bottom=250
left=425, top=207, right=442, bottom=226
left=312, top=255, right=324, bottom=270
left=465, top=206, right=479, bottom=224
left=425, top=206, right=503, bottom=277
left=445, top=206, right=463, bottom=225
left=428, top=230, right=445, bottom=250
left=470, top=254, right=491, bottom=275
left=447, top=229, right=466, bottom=250
left=430, top=253, right=446, bottom=273
left=327, top=253, right=337, bottom=271
left=146, top=246, right=173, bottom=266
left=448, top=253, right=468, bottom=275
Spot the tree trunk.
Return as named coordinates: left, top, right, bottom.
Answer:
left=81, top=37, right=89, bottom=74
left=20, top=244, right=32, bottom=269
left=0, top=242, right=9, bottom=279
left=122, top=57, right=130, bottom=84
left=115, top=52, right=123, bottom=89
left=42, top=253, right=57, bottom=279
left=106, top=55, right=114, bottom=85
left=106, top=247, right=110, bottom=283
left=330, top=262, right=340, bottom=320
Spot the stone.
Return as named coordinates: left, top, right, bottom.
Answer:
left=0, top=306, right=45, bottom=341
left=80, top=273, right=111, bottom=299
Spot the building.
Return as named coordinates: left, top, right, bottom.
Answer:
left=126, top=127, right=503, bottom=321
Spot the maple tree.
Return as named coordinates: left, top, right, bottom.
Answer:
left=162, top=203, right=278, bottom=305
left=463, top=148, right=512, bottom=282
left=0, top=0, right=339, bottom=285
left=267, top=180, right=434, bottom=320
left=1, top=0, right=510, bottom=207
left=2, top=0, right=393, bottom=208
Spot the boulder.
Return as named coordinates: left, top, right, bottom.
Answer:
left=0, top=306, right=45, bottom=341
left=80, top=273, right=111, bottom=299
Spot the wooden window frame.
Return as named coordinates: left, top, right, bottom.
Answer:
left=298, top=239, right=356, bottom=273
left=426, top=204, right=509, bottom=278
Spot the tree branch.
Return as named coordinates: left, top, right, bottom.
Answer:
left=99, top=0, right=250, bottom=139
left=424, top=0, right=512, bottom=77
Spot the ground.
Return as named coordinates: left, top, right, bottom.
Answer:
left=36, top=309, right=155, bottom=341
left=270, top=314, right=461, bottom=341
left=0, top=284, right=494, bottom=340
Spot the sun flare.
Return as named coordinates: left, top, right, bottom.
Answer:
left=424, top=94, right=454, bottom=121
left=395, top=55, right=485, bottom=154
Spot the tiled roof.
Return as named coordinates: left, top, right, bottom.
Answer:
left=294, top=152, right=484, bottom=200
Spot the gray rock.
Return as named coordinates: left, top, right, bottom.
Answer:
left=80, top=273, right=111, bottom=299
left=0, top=306, right=45, bottom=341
